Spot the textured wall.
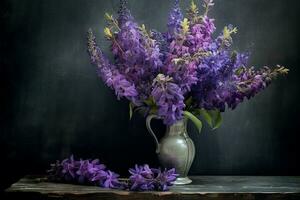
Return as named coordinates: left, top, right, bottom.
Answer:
left=1, top=0, right=300, bottom=189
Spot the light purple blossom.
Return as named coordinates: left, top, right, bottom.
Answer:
left=187, top=16, right=216, bottom=52
left=167, top=0, right=183, bottom=37
left=47, top=155, right=123, bottom=189
left=128, top=164, right=178, bottom=191
left=103, top=170, right=121, bottom=188
left=87, top=29, right=139, bottom=103
left=112, top=2, right=163, bottom=101
left=117, top=0, right=133, bottom=26
left=151, top=74, right=185, bottom=125
left=48, top=156, right=178, bottom=191
left=87, top=0, right=288, bottom=125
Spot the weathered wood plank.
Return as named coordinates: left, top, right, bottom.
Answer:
left=4, top=176, right=300, bottom=200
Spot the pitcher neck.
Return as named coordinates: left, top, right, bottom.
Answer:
left=166, top=118, right=188, bottom=136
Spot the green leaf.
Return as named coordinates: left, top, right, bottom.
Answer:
left=144, top=97, right=155, bottom=107
left=149, top=106, right=158, bottom=115
left=104, top=13, right=112, bottom=21
left=207, top=110, right=223, bottom=130
left=223, top=26, right=238, bottom=39
left=183, top=111, right=202, bottom=134
left=190, top=0, right=197, bottom=13
left=181, top=18, right=190, bottom=35
left=193, top=109, right=223, bottom=130
left=129, top=103, right=133, bottom=120
left=104, top=27, right=113, bottom=39
left=235, top=67, right=245, bottom=75
left=199, top=109, right=213, bottom=128
left=212, top=111, right=222, bottom=130
left=184, top=96, right=193, bottom=109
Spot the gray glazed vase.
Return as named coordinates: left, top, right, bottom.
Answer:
left=146, top=115, right=195, bottom=185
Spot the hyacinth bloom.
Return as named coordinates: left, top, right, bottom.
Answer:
left=48, top=156, right=177, bottom=191
left=128, top=164, right=178, bottom=191
left=47, top=155, right=123, bottom=189
left=87, top=0, right=288, bottom=128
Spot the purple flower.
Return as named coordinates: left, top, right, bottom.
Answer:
left=90, top=169, right=107, bottom=184
left=187, top=16, right=216, bottom=52
left=129, top=164, right=153, bottom=179
left=192, top=48, right=245, bottom=111
left=111, top=5, right=163, bottom=102
left=102, top=170, right=122, bottom=189
left=76, top=160, right=90, bottom=184
left=129, top=164, right=155, bottom=191
left=87, top=29, right=139, bottom=103
left=87, top=0, right=288, bottom=125
left=191, top=41, right=287, bottom=111
left=47, top=155, right=121, bottom=189
left=234, top=52, right=250, bottom=68
left=151, top=74, right=185, bottom=125
left=117, top=0, right=133, bottom=26
left=48, top=156, right=179, bottom=191
left=153, top=168, right=178, bottom=191
left=151, top=30, right=169, bottom=59
left=165, top=59, right=198, bottom=94
left=167, top=0, right=183, bottom=37
left=61, top=155, right=78, bottom=182
left=87, top=159, right=106, bottom=174
left=128, top=164, right=178, bottom=191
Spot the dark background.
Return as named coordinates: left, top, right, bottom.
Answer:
left=1, top=0, right=300, bottom=190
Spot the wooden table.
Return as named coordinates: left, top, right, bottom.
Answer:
left=4, top=176, right=300, bottom=200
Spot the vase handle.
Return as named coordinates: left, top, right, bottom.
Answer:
left=146, top=115, right=161, bottom=154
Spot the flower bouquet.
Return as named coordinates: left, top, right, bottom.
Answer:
left=87, top=0, right=288, bottom=184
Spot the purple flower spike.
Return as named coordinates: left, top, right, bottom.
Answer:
left=47, top=155, right=121, bottom=189
left=129, top=164, right=178, bottom=191
left=168, top=0, right=183, bottom=37
left=87, top=0, right=288, bottom=126
left=48, top=157, right=179, bottom=191
left=117, top=0, right=133, bottom=26
left=102, top=170, right=123, bottom=189
left=87, top=29, right=139, bottom=103
left=151, top=74, right=185, bottom=125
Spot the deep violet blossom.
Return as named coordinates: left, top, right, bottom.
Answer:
left=87, top=0, right=288, bottom=125
left=47, top=156, right=177, bottom=191
left=167, top=0, right=183, bottom=38
left=151, top=74, right=185, bottom=125
left=87, top=29, right=138, bottom=103
left=47, top=155, right=122, bottom=189
left=128, top=164, right=178, bottom=191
